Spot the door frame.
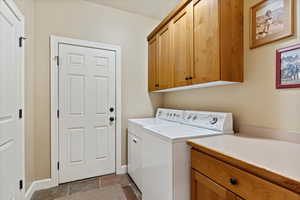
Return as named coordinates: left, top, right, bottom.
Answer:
left=1, top=0, right=25, bottom=199
left=50, top=36, right=122, bottom=186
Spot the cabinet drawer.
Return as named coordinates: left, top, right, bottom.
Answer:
left=191, top=149, right=300, bottom=200
left=192, top=169, right=241, bottom=200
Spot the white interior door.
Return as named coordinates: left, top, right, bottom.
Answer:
left=0, top=0, right=23, bottom=200
left=59, top=43, right=116, bottom=183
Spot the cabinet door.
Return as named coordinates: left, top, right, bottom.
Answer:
left=157, top=23, right=173, bottom=90
left=148, top=37, right=159, bottom=91
left=192, top=0, right=220, bottom=84
left=171, top=1, right=193, bottom=87
left=191, top=170, right=241, bottom=200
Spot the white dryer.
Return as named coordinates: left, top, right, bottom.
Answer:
left=127, top=108, right=184, bottom=191
left=141, top=110, right=233, bottom=200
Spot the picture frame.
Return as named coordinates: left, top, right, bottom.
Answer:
left=250, top=0, right=294, bottom=49
left=276, top=44, right=300, bottom=89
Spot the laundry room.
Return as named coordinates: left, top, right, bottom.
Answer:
left=1, top=0, right=300, bottom=200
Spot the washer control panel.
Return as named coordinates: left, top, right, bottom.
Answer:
left=183, top=111, right=233, bottom=132
left=155, top=108, right=233, bottom=132
left=156, top=108, right=184, bottom=123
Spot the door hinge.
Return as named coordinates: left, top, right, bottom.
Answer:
left=57, top=162, right=60, bottom=171
left=55, top=56, right=60, bottom=66
left=19, top=109, right=23, bottom=119
left=19, top=37, right=26, bottom=47
left=57, top=109, right=60, bottom=118
left=19, top=180, right=23, bottom=190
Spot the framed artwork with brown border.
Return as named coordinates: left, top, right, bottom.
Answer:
left=276, top=44, right=300, bottom=89
left=250, top=0, right=294, bottom=49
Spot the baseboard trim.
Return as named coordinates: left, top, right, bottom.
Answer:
left=117, top=165, right=128, bottom=175
left=25, top=178, right=56, bottom=200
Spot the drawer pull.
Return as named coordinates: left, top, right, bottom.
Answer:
left=230, top=178, right=238, bottom=185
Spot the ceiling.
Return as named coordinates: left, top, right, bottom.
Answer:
left=84, top=0, right=181, bottom=19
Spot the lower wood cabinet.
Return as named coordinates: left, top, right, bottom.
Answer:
left=192, top=170, right=242, bottom=200
left=191, top=149, right=300, bottom=200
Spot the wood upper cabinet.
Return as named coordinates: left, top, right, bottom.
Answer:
left=171, top=1, right=193, bottom=87
left=192, top=170, right=242, bottom=200
left=219, top=0, right=244, bottom=82
left=148, top=37, right=159, bottom=91
left=147, top=0, right=243, bottom=92
left=192, top=0, right=220, bottom=84
left=192, top=0, right=244, bottom=84
left=157, top=23, right=173, bottom=90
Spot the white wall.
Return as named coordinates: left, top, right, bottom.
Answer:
left=33, top=0, right=162, bottom=179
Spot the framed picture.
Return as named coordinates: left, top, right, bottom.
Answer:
left=250, top=0, right=294, bottom=49
left=276, top=44, right=300, bottom=89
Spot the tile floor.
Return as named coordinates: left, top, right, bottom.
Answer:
left=31, top=174, right=141, bottom=200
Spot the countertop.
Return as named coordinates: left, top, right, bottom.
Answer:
left=187, top=135, right=300, bottom=194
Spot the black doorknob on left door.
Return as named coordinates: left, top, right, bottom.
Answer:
left=109, top=117, right=115, bottom=122
left=110, top=107, right=114, bottom=112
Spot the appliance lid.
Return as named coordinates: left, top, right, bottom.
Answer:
left=144, top=124, right=225, bottom=140
left=128, top=118, right=178, bottom=127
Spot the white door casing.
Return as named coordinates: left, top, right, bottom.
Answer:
left=0, top=0, right=24, bottom=199
left=58, top=44, right=116, bottom=183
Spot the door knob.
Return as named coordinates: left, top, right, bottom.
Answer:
left=110, top=107, right=114, bottom=112
left=109, top=117, right=115, bottom=122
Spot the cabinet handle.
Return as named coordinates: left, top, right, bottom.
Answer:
left=133, top=139, right=137, bottom=143
left=185, top=77, right=189, bottom=80
left=189, top=77, right=193, bottom=80
left=230, top=178, right=238, bottom=185
left=155, top=84, right=159, bottom=87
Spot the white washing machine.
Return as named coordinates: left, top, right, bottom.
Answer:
left=128, top=109, right=233, bottom=200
